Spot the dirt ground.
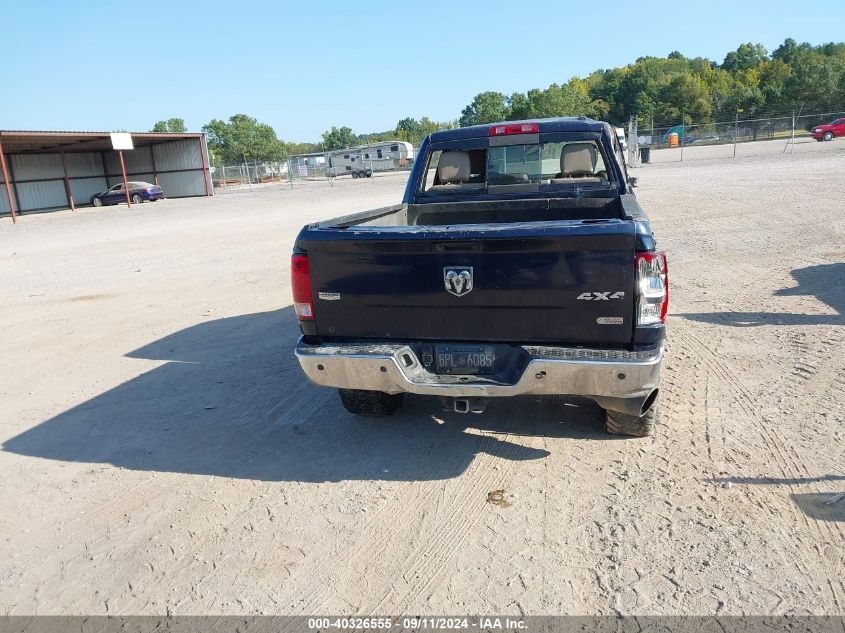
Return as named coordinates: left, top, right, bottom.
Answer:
left=0, top=143, right=843, bottom=617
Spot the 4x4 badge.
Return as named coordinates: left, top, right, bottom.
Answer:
left=444, top=267, right=473, bottom=297
left=577, top=291, right=625, bottom=300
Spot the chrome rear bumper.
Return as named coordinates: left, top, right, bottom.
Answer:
left=295, top=338, right=663, bottom=414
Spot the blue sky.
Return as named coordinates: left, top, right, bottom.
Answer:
left=3, top=0, right=842, bottom=141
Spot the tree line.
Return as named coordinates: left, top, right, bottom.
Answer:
left=149, top=115, right=458, bottom=164
left=459, top=39, right=845, bottom=128
left=152, top=37, right=844, bottom=164
left=176, top=116, right=457, bottom=165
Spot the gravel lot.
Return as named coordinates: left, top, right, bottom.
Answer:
left=0, top=143, right=843, bottom=616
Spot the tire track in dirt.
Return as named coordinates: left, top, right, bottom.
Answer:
left=368, top=429, right=527, bottom=615
left=684, top=330, right=807, bottom=479
left=660, top=326, right=737, bottom=477
left=677, top=327, right=844, bottom=610
left=275, top=398, right=586, bottom=618
left=778, top=329, right=845, bottom=428
left=271, top=416, right=524, bottom=618
left=770, top=326, right=845, bottom=608
left=532, top=398, right=582, bottom=615
left=684, top=330, right=833, bottom=488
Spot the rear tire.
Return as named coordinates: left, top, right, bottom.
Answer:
left=351, top=172, right=358, bottom=179
left=92, top=197, right=103, bottom=207
left=823, top=131, right=834, bottom=141
left=131, top=194, right=142, bottom=204
left=338, top=389, right=404, bottom=416
left=605, top=397, right=659, bottom=437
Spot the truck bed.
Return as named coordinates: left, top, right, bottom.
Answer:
left=314, top=195, right=643, bottom=230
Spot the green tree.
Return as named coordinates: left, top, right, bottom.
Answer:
left=817, top=42, right=845, bottom=60
left=356, top=130, right=395, bottom=144
left=522, top=81, right=597, bottom=119
left=202, top=114, right=286, bottom=164
left=725, top=83, right=765, bottom=115
left=394, top=117, right=455, bottom=146
left=757, top=59, right=793, bottom=108
left=507, top=92, right=533, bottom=120
left=585, top=67, right=628, bottom=122
left=151, top=118, right=187, bottom=133
left=706, top=66, right=737, bottom=118
left=422, top=117, right=456, bottom=138
left=722, top=43, right=768, bottom=72
left=615, top=58, right=672, bottom=123
left=286, top=142, right=321, bottom=156
left=321, top=126, right=357, bottom=150
left=458, top=91, right=510, bottom=127
left=772, top=38, right=809, bottom=65
left=395, top=118, right=423, bottom=144
left=658, top=72, right=713, bottom=123
left=788, top=51, right=845, bottom=109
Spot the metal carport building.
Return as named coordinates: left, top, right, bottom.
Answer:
left=0, top=130, right=213, bottom=221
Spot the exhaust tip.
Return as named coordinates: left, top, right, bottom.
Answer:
left=640, top=389, right=659, bottom=416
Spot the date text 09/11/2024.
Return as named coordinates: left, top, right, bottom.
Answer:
left=306, top=617, right=527, bottom=630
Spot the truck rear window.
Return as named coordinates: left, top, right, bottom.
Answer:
left=422, top=139, right=613, bottom=195
left=489, top=141, right=608, bottom=183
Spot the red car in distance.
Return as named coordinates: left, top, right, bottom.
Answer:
left=811, top=117, right=845, bottom=141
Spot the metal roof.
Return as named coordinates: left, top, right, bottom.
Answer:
left=0, top=130, right=205, bottom=154
left=325, top=140, right=411, bottom=154
left=290, top=151, right=327, bottom=158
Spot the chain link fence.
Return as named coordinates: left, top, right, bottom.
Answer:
left=210, top=108, right=845, bottom=181
left=211, top=162, right=289, bottom=188
left=211, top=157, right=414, bottom=190
left=630, top=107, right=845, bottom=165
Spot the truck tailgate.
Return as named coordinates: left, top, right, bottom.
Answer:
left=300, top=220, right=637, bottom=346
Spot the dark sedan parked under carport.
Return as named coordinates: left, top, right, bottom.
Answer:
left=91, top=182, right=163, bottom=207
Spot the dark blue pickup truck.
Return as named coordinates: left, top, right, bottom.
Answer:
left=292, top=117, right=668, bottom=436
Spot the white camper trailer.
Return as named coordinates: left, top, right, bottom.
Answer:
left=326, top=140, right=414, bottom=178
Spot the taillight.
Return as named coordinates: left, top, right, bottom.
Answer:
left=291, top=253, right=314, bottom=320
left=636, top=251, right=668, bottom=325
left=489, top=122, right=539, bottom=136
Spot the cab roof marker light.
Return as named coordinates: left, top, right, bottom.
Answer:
left=489, top=123, right=540, bottom=136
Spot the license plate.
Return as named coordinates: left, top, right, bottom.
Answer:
left=435, top=345, right=495, bottom=375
